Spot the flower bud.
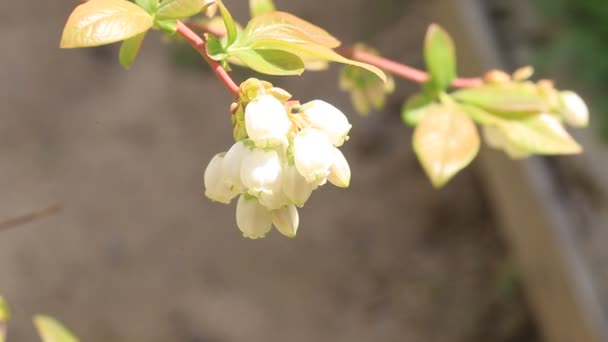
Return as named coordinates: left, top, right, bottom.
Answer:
left=272, top=205, right=299, bottom=238
left=245, top=94, right=291, bottom=148
left=204, top=153, right=239, bottom=204
left=236, top=195, right=273, bottom=239
left=283, top=165, right=316, bottom=207
left=560, top=91, right=589, bottom=128
left=301, top=100, right=352, bottom=146
left=222, top=141, right=248, bottom=193
left=328, top=148, right=351, bottom=188
left=241, top=148, right=283, bottom=197
left=293, top=128, right=335, bottom=185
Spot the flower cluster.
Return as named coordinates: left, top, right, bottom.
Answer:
left=204, top=79, right=352, bottom=239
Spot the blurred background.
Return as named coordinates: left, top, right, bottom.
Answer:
left=0, top=0, right=606, bottom=341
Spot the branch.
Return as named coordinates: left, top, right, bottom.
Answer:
left=0, top=205, right=61, bottom=232
left=337, top=47, right=483, bottom=88
left=176, top=21, right=240, bottom=96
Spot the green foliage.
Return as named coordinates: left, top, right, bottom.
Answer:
left=119, top=32, right=146, bottom=69
left=216, top=0, right=238, bottom=46
left=340, top=45, right=395, bottom=115
left=34, top=316, right=79, bottom=342
left=250, top=0, right=276, bottom=17
left=61, top=0, right=154, bottom=48
left=401, top=92, right=435, bottom=126
left=156, top=0, right=209, bottom=19
left=135, top=0, right=158, bottom=13
left=451, top=84, right=549, bottom=118
left=424, top=24, right=456, bottom=92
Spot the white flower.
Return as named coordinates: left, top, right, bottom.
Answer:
left=483, top=126, right=529, bottom=159
left=301, top=100, right=352, bottom=146
left=204, top=153, right=239, bottom=204
left=245, top=94, right=291, bottom=148
left=258, top=182, right=290, bottom=210
left=241, top=148, right=283, bottom=197
left=560, top=91, right=589, bottom=127
left=293, top=128, right=335, bottom=185
left=236, top=195, right=273, bottom=239
left=282, top=165, right=316, bottom=207
left=221, top=141, right=249, bottom=193
left=328, top=147, right=351, bottom=188
left=272, top=205, right=299, bottom=238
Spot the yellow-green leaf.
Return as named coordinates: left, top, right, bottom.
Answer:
left=216, top=0, right=238, bottom=46
left=0, top=296, right=9, bottom=342
left=401, top=92, right=436, bottom=126
left=119, top=32, right=146, bottom=69
left=232, top=48, right=305, bottom=75
left=156, top=0, right=209, bottom=19
left=243, top=40, right=386, bottom=81
left=243, top=11, right=340, bottom=48
left=34, top=316, right=79, bottom=342
left=250, top=0, right=276, bottom=17
left=413, top=104, right=480, bottom=187
left=495, top=113, right=582, bottom=155
left=424, top=24, right=456, bottom=91
left=60, top=0, right=153, bottom=48
left=452, top=84, right=549, bottom=117
left=135, top=0, right=158, bottom=13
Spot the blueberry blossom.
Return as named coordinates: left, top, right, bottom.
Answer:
left=203, top=78, right=352, bottom=239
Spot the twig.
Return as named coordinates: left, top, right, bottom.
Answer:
left=0, top=205, right=61, bottom=232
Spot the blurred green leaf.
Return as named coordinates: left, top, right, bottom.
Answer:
left=413, top=104, right=480, bottom=187
left=216, top=0, right=238, bottom=46
left=424, top=24, right=456, bottom=91
left=135, top=0, right=158, bottom=13
left=61, top=0, right=153, bottom=48
left=401, top=92, right=436, bottom=126
left=250, top=0, right=276, bottom=17
left=156, top=0, right=208, bottom=19
left=119, top=32, right=146, bottom=69
left=493, top=113, right=582, bottom=155
left=452, top=84, right=549, bottom=118
left=34, top=316, right=79, bottom=342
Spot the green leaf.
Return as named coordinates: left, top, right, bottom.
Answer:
left=119, top=32, right=146, bottom=69
left=452, top=84, right=549, bottom=117
left=401, top=92, right=436, bottom=126
left=250, top=0, right=276, bottom=17
left=156, top=0, right=207, bottom=19
left=243, top=11, right=340, bottom=48
left=34, top=316, right=79, bottom=342
left=135, top=0, right=158, bottom=13
left=424, top=24, right=457, bottom=91
left=494, top=113, right=582, bottom=155
left=206, top=34, right=229, bottom=60
left=155, top=18, right=178, bottom=33
left=458, top=103, right=501, bottom=125
left=232, top=49, right=305, bottom=75
left=236, top=40, right=386, bottom=81
left=216, top=0, right=238, bottom=46
left=61, top=0, right=153, bottom=48
left=413, top=104, right=480, bottom=187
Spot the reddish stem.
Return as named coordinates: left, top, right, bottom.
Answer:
left=176, top=21, right=240, bottom=96
left=338, top=47, right=483, bottom=88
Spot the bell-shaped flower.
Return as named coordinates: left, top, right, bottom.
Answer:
left=245, top=94, right=291, bottom=148
left=483, top=126, right=529, bottom=159
left=221, top=140, right=249, bottom=193
left=560, top=91, right=589, bottom=128
left=328, top=147, right=351, bottom=188
left=301, top=100, right=352, bottom=146
left=258, top=178, right=291, bottom=210
left=282, top=165, right=316, bottom=207
left=236, top=195, right=272, bottom=239
left=241, top=148, right=283, bottom=197
left=204, top=153, right=239, bottom=204
left=293, top=128, right=335, bottom=185
left=272, top=205, right=299, bottom=238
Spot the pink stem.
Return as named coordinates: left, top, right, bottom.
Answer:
left=176, top=21, right=240, bottom=96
